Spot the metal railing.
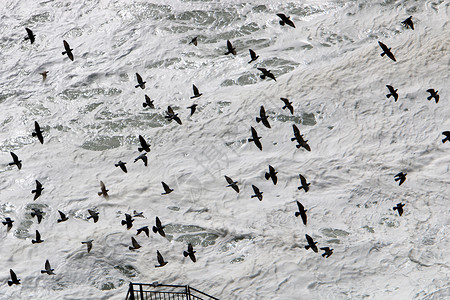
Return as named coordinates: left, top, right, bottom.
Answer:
left=125, top=282, right=219, bottom=300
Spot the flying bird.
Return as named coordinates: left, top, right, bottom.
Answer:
left=305, top=234, right=318, bottom=253
left=136, top=226, right=149, bottom=237
left=121, top=213, right=134, bottom=230
left=152, top=217, right=166, bottom=237
left=187, top=104, right=198, bottom=116
left=134, top=153, right=148, bottom=166
left=62, top=40, right=74, bottom=61
left=57, top=210, right=69, bottom=223
left=41, top=260, right=55, bottom=275
left=320, top=247, right=333, bottom=258
left=81, top=240, right=93, bottom=253
left=135, top=73, right=145, bottom=89
left=224, top=176, right=239, bottom=193
left=378, top=41, right=396, bottom=62
left=442, top=131, right=450, bottom=143
left=183, top=243, right=197, bottom=262
left=25, top=28, right=35, bottom=44
left=298, top=174, right=310, bottom=192
left=248, top=49, right=259, bottom=63
left=39, top=71, right=48, bottom=81
left=8, top=269, right=20, bottom=286
left=189, top=36, right=198, bottom=46
left=87, top=209, right=99, bottom=223
left=129, top=237, right=141, bottom=250
left=291, top=125, right=311, bottom=151
left=280, top=98, right=294, bottom=115
left=32, top=180, right=44, bottom=200
left=133, top=210, right=145, bottom=218
left=393, top=202, right=405, bottom=216
left=190, top=84, right=202, bottom=99
left=256, top=106, right=271, bottom=128
left=2, top=217, right=14, bottom=231
left=31, top=208, right=44, bottom=224
left=248, top=126, right=262, bottom=151
left=386, top=85, right=399, bottom=102
left=138, top=135, right=151, bottom=152
left=32, top=121, right=44, bottom=144
left=265, top=165, right=278, bottom=185
left=115, top=161, right=127, bottom=173
left=155, top=250, right=168, bottom=267
left=401, top=16, right=414, bottom=30
left=9, top=152, right=22, bottom=170
left=394, top=172, right=407, bottom=186
left=295, top=201, right=307, bottom=225
left=161, top=182, right=173, bottom=195
left=143, top=95, right=155, bottom=108
left=257, top=68, right=276, bottom=81
left=251, top=185, right=263, bottom=201
left=165, top=106, right=182, bottom=125
left=224, top=40, right=236, bottom=55
left=426, top=89, right=439, bottom=103
left=276, top=13, right=295, bottom=28
left=31, top=230, right=44, bottom=244
left=98, top=181, right=109, bottom=199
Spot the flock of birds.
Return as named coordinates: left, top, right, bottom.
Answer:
left=2, top=11, right=448, bottom=291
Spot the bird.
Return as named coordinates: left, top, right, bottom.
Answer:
left=165, top=106, right=182, bottom=125
left=25, top=28, right=35, bottom=44
left=2, top=217, right=14, bottom=231
left=442, top=131, right=450, bottom=143
left=8, top=269, right=20, bottom=286
left=152, top=217, right=166, bottom=237
left=133, top=210, right=145, bottom=218
left=189, top=36, right=198, bottom=46
left=57, top=210, right=68, bottom=223
left=134, top=153, right=148, bottom=166
left=276, top=13, right=295, bottom=28
left=183, top=243, right=196, bottom=262
left=143, top=95, right=155, bottom=108
left=224, top=176, right=239, bottom=193
left=121, top=213, right=134, bottom=230
left=248, top=126, right=262, bottom=151
left=9, top=152, right=22, bottom=170
left=87, top=209, right=99, bottom=223
left=224, top=40, right=236, bottom=55
left=426, top=89, right=439, bottom=103
left=32, top=180, right=44, bottom=200
left=32, top=121, right=44, bottom=144
left=265, top=165, right=278, bottom=185
left=190, top=84, right=202, bottom=99
left=31, top=208, right=44, bottom=224
left=394, top=172, right=407, bottom=186
left=81, top=240, right=93, bottom=253
left=138, top=135, right=151, bottom=152
left=401, top=16, right=414, bottom=30
left=280, top=98, right=294, bottom=115
left=41, top=260, right=55, bottom=275
left=115, top=161, right=127, bottom=173
left=386, top=85, right=399, bottom=102
left=62, top=40, right=74, bottom=61
left=129, top=237, right=141, bottom=250
left=298, top=174, right=310, bottom=192
left=378, top=41, right=396, bottom=62
left=248, top=49, right=259, bottom=63
left=257, top=68, right=276, bottom=81
left=161, top=182, right=173, bottom=195
left=155, top=250, right=168, bottom=267
left=31, top=230, right=44, bottom=244
left=251, top=185, right=263, bottom=201
left=187, top=104, right=198, bottom=116
left=292, top=125, right=311, bottom=151
left=39, top=71, right=48, bottom=81
left=135, top=73, right=145, bottom=89
left=256, top=106, right=271, bottom=128
left=136, top=226, right=149, bottom=237
left=393, top=203, right=405, bottom=216
left=98, top=181, right=109, bottom=199
left=320, top=247, right=333, bottom=258
left=295, top=201, right=307, bottom=225
left=305, top=234, right=318, bottom=253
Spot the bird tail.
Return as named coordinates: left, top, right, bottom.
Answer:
left=295, top=212, right=300, bottom=217
left=380, top=52, right=385, bottom=57
left=305, top=245, right=310, bottom=250
left=121, top=220, right=126, bottom=226
left=8, top=281, right=13, bottom=286
left=97, top=192, right=102, bottom=196
left=297, top=186, right=303, bottom=191
left=62, top=51, right=66, bottom=55
left=138, top=147, right=143, bottom=152
left=279, top=21, right=285, bottom=26
left=32, top=132, right=37, bottom=137
left=183, top=251, right=189, bottom=257
left=256, top=117, right=261, bottom=123
left=31, top=212, right=36, bottom=217
left=248, top=138, right=253, bottom=142
left=57, top=219, right=62, bottom=223
left=264, top=173, right=270, bottom=180
left=296, top=144, right=301, bottom=148
left=442, top=138, right=449, bottom=143
left=32, top=240, right=37, bottom=244
left=260, top=75, right=266, bottom=79
left=152, top=226, right=158, bottom=233
left=114, top=164, right=119, bottom=167
left=393, top=207, right=398, bottom=211
left=143, top=103, right=147, bottom=107
left=40, top=270, right=47, bottom=274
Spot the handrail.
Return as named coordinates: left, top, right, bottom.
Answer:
left=125, top=282, right=219, bottom=300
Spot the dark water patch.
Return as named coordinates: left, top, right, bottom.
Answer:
left=274, top=112, right=316, bottom=126
left=59, top=88, right=122, bottom=101
left=114, top=265, right=137, bottom=278
left=321, top=228, right=350, bottom=238
left=80, top=135, right=123, bottom=151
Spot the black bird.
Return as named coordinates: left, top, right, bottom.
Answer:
left=31, top=230, right=44, bottom=244
left=165, top=106, right=182, bottom=125
left=257, top=68, right=276, bottom=81
left=155, top=250, right=168, bottom=267
left=276, top=13, right=296, bottom=28
left=305, top=234, right=318, bottom=253
left=280, top=98, right=294, bottom=114
left=138, top=135, right=151, bottom=152
left=136, top=226, right=149, bottom=237
left=248, top=49, right=259, bottom=63
left=98, top=181, right=109, bottom=199
left=129, top=237, right=141, bottom=250
left=135, top=73, right=145, bottom=89
left=134, top=153, right=148, bottom=166
left=256, top=106, right=271, bottom=128
left=401, top=16, right=414, bottom=30
left=320, top=247, right=333, bottom=258
left=292, top=125, right=311, bottom=151
left=8, top=269, right=20, bottom=286
left=31, top=208, right=44, bottom=224
left=386, top=85, right=399, bottom=102
left=152, top=217, right=166, bottom=237
left=62, top=40, right=74, bottom=61
left=251, top=185, right=263, bottom=201
left=115, top=161, right=127, bottom=173
left=143, top=95, right=155, bottom=108
left=442, top=131, right=450, bottom=143
left=9, top=152, right=22, bottom=170
left=161, top=182, right=173, bottom=195
left=224, top=40, right=236, bottom=55
left=393, top=203, right=405, bottom=216
left=295, top=201, right=307, bottom=225
left=265, top=165, right=278, bottom=185
left=189, top=36, right=198, bottom=46
left=121, top=213, right=134, bottom=230
left=81, top=240, right=93, bottom=253
left=298, top=174, right=310, bottom=192
left=426, top=89, right=439, bottom=103
left=224, top=175, right=239, bottom=193
left=41, top=260, right=55, bottom=275
left=32, top=180, right=44, bottom=200
left=190, top=84, right=202, bottom=99
left=25, top=28, right=35, bottom=44
left=394, top=172, right=407, bottom=186
left=32, top=121, right=44, bottom=144
left=133, top=210, right=145, bottom=218
left=378, top=41, right=396, bottom=62
left=2, top=217, right=14, bottom=231
left=57, top=210, right=68, bottom=223
left=183, top=243, right=197, bottom=263
left=87, top=209, right=99, bottom=223
left=39, top=71, right=48, bottom=81
left=187, top=104, right=198, bottom=116
left=248, top=126, right=262, bottom=151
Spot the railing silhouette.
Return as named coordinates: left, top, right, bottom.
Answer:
left=125, top=282, right=219, bottom=300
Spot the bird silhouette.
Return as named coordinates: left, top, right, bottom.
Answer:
left=225, top=176, right=239, bottom=193
left=393, top=203, right=405, bottom=216
left=189, top=36, right=198, bottom=46
left=224, top=40, right=236, bottom=55
left=248, top=126, right=262, bottom=151
left=129, top=237, right=141, bottom=250
left=291, top=125, right=311, bottom=151
left=8, top=269, right=20, bottom=286
left=121, top=213, right=134, bottom=230
left=133, top=210, right=145, bottom=218
left=386, top=85, right=399, bottom=102
left=426, top=89, right=439, bottom=103
left=165, top=106, right=182, bottom=125
left=280, top=98, right=294, bottom=114
left=190, top=84, right=202, bottom=99
left=32, top=180, right=44, bottom=200
left=31, top=208, right=44, bottom=224
left=256, top=106, right=271, bottom=128
left=298, top=174, right=310, bottom=192
left=187, top=104, right=198, bottom=116
left=295, top=201, right=307, bottom=225
left=25, top=28, right=35, bottom=44
left=81, top=240, right=93, bottom=253
left=305, top=234, right=318, bottom=253
left=248, top=49, right=259, bottom=63
left=161, top=182, right=173, bottom=195
left=41, top=260, right=55, bottom=275
left=442, top=131, right=450, bottom=143
left=138, top=135, right=151, bottom=152
left=265, top=165, right=278, bottom=185
left=152, top=217, right=166, bottom=237
left=136, top=226, right=149, bottom=237
left=276, top=13, right=296, bottom=28
left=134, top=153, right=148, bottom=166
left=32, top=121, right=44, bottom=144
left=320, top=247, right=333, bottom=258
left=2, top=217, right=14, bottom=231
left=9, top=152, right=22, bottom=170
left=155, top=250, right=168, bottom=267
left=98, top=181, right=109, bottom=199
left=394, top=172, right=407, bottom=186
left=115, top=161, right=127, bottom=173
left=401, top=16, right=414, bottom=30
left=62, top=40, right=74, bottom=61
left=257, top=68, right=276, bottom=81
left=378, top=41, right=396, bottom=62
left=183, top=243, right=197, bottom=262
left=39, top=71, right=48, bottom=81
left=251, top=185, right=263, bottom=201
left=87, top=209, right=99, bottom=223
left=143, top=95, right=155, bottom=108
left=57, top=210, right=69, bottom=223
left=135, top=73, right=145, bottom=89
left=31, top=230, right=44, bottom=244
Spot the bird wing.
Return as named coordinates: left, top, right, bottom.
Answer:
left=227, top=40, right=233, bottom=51
left=10, top=269, right=17, bottom=281
left=231, top=184, right=239, bottom=193
left=252, top=185, right=259, bottom=194
left=161, top=182, right=170, bottom=193
left=193, top=84, right=199, bottom=95
left=157, top=251, right=165, bottom=264
left=125, top=214, right=132, bottom=222
left=299, top=174, right=307, bottom=185
left=276, top=13, right=287, bottom=20
left=58, top=210, right=66, bottom=219
left=224, top=176, right=233, bottom=184
left=131, top=237, right=140, bottom=248
left=136, top=73, right=143, bottom=83
left=443, top=131, right=450, bottom=136
left=292, top=124, right=300, bottom=136
left=63, top=40, right=70, bottom=51
left=36, top=180, right=42, bottom=189
left=156, top=216, right=162, bottom=228
left=10, top=152, right=18, bottom=161
left=139, top=135, right=148, bottom=148
left=306, top=234, right=313, bottom=244
left=269, top=165, right=275, bottom=174
left=100, top=181, right=106, bottom=191
left=188, top=243, right=193, bottom=252
left=251, top=126, right=258, bottom=137
left=174, top=116, right=182, bottom=125
left=45, top=259, right=51, bottom=270
left=426, top=89, right=434, bottom=93
left=257, top=67, right=267, bottom=73
left=167, top=106, right=174, bottom=115
left=260, top=105, right=266, bottom=117
left=36, top=230, right=41, bottom=240
left=34, top=121, right=41, bottom=132
left=378, top=41, right=387, bottom=51
left=26, top=28, right=33, bottom=37
left=88, top=209, right=96, bottom=217
left=296, top=201, right=304, bottom=211
left=249, top=49, right=256, bottom=59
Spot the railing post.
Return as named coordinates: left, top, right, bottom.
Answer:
left=139, top=283, right=145, bottom=300
left=128, top=282, right=135, bottom=300
left=186, top=285, right=191, bottom=300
